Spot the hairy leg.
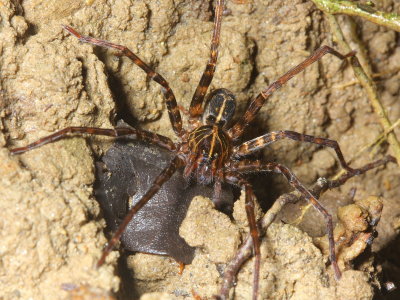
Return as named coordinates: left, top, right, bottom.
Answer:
left=10, top=126, right=175, bottom=154
left=218, top=155, right=395, bottom=298
left=224, top=172, right=261, bottom=300
left=234, top=130, right=356, bottom=173
left=189, top=0, right=224, bottom=119
left=231, top=160, right=342, bottom=279
left=228, top=46, right=355, bottom=140
left=63, top=25, right=184, bottom=136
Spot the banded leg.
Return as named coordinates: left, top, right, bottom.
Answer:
left=217, top=155, right=396, bottom=299
left=97, top=155, right=182, bottom=267
left=10, top=126, right=175, bottom=154
left=224, top=172, right=261, bottom=300
left=231, top=160, right=341, bottom=280
left=63, top=25, right=183, bottom=136
left=234, top=130, right=356, bottom=173
left=189, top=0, right=224, bottom=118
left=228, top=46, right=355, bottom=140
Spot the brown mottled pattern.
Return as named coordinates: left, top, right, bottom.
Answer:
left=63, top=25, right=183, bottom=136
left=229, top=46, right=355, bottom=140
left=189, top=0, right=224, bottom=118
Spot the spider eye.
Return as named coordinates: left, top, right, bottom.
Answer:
left=206, top=115, right=216, bottom=124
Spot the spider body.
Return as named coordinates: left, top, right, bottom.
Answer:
left=182, top=88, right=235, bottom=185
left=185, top=125, right=230, bottom=185
left=9, top=0, right=396, bottom=299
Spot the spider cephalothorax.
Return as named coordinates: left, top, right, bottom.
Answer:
left=183, top=88, right=235, bottom=185
left=9, top=0, right=396, bottom=299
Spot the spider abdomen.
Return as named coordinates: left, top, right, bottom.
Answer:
left=184, top=125, right=231, bottom=184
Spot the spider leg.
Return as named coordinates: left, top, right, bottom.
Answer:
left=10, top=126, right=175, bottom=154
left=97, top=156, right=183, bottom=267
left=189, top=0, right=224, bottom=119
left=63, top=25, right=183, bottom=137
left=231, top=160, right=341, bottom=280
left=224, top=172, right=260, bottom=300
left=212, top=179, right=223, bottom=209
left=228, top=46, right=355, bottom=140
left=217, top=155, right=395, bottom=299
left=326, top=155, right=396, bottom=188
left=234, top=130, right=356, bottom=173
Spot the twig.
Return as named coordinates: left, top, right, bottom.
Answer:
left=217, top=192, right=299, bottom=299
left=311, top=0, right=400, bottom=32
left=216, top=155, right=395, bottom=299
left=326, top=14, right=400, bottom=167
left=352, top=118, right=400, bottom=162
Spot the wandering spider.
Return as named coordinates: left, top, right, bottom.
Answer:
left=9, top=0, right=396, bottom=298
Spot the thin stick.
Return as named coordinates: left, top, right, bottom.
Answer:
left=216, top=155, right=395, bottom=299
left=326, top=14, right=400, bottom=168
left=311, top=0, right=400, bottom=32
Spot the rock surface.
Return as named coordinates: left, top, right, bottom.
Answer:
left=1, top=0, right=399, bottom=299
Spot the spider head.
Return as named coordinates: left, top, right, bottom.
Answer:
left=204, top=88, right=236, bottom=128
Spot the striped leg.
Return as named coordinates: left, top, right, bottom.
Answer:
left=234, top=130, right=356, bottom=173
left=228, top=46, right=355, bottom=140
left=10, top=126, right=175, bottom=154
left=97, top=156, right=183, bottom=267
left=224, top=172, right=261, bottom=300
left=189, top=0, right=224, bottom=118
left=217, top=155, right=395, bottom=299
left=63, top=26, right=183, bottom=136
left=232, top=160, right=342, bottom=280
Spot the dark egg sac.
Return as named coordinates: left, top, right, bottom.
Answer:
left=95, top=140, right=234, bottom=264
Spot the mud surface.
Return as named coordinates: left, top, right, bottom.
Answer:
left=1, top=0, right=399, bottom=299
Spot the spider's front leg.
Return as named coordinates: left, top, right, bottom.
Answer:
left=10, top=126, right=175, bottom=154
left=224, top=172, right=261, bottom=300
left=189, top=0, right=224, bottom=119
left=233, top=130, right=357, bottom=173
left=63, top=25, right=184, bottom=137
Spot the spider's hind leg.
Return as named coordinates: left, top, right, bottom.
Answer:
left=97, top=155, right=182, bottom=267
left=231, top=161, right=342, bottom=280
left=224, top=172, right=261, bottom=300
left=231, top=155, right=397, bottom=278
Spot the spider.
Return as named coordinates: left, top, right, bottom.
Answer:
left=9, top=0, right=395, bottom=298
